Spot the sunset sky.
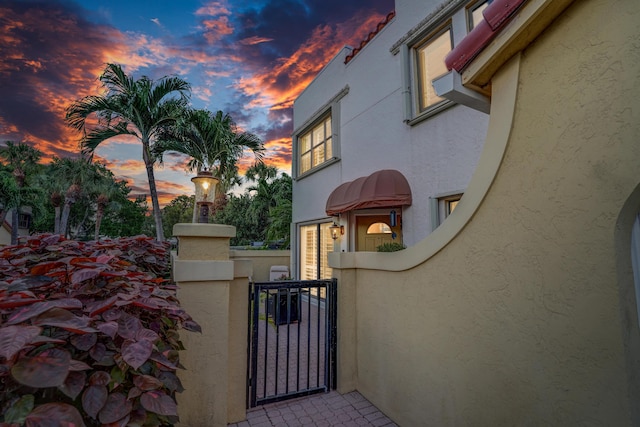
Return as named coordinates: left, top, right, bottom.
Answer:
left=0, top=0, right=394, bottom=205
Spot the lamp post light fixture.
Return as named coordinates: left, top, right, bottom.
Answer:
left=191, top=170, right=219, bottom=223
left=329, top=222, right=344, bottom=240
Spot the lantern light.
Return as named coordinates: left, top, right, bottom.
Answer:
left=329, top=222, right=344, bottom=240
left=191, top=171, right=219, bottom=223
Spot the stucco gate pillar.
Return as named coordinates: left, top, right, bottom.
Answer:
left=172, top=223, right=251, bottom=426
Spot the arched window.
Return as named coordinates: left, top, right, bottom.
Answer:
left=367, top=222, right=392, bottom=234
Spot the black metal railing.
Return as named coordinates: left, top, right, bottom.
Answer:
left=248, top=279, right=337, bottom=408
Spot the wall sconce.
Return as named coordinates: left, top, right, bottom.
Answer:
left=390, top=210, right=397, bottom=227
left=191, top=170, right=219, bottom=223
left=329, top=222, right=344, bottom=240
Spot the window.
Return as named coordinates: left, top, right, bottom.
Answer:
left=446, top=198, right=459, bottom=215
left=430, top=192, right=463, bottom=230
left=415, top=28, right=452, bottom=112
left=393, top=0, right=489, bottom=122
left=293, top=86, right=346, bottom=179
left=468, top=1, right=490, bottom=30
left=367, top=222, right=392, bottom=234
left=299, top=222, right=333, bottom=280
left=18, top=213, right=31, bottom=229
left=298, top=115, right=332, bottom=175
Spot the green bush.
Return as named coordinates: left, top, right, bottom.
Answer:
left=376, top=242, right=406, bottom=252
left=0, top=234, right=199, bottom=426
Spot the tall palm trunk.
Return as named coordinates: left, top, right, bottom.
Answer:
left=94, top=194, right=108, bottom=240
left=51, top=192, right=62, bottom=234
left=143, top=142, right=164, bottom=242
left=60, top=184, right=81, bottom=238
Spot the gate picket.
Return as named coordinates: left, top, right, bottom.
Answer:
left=248, top=279, right=337, bottom=408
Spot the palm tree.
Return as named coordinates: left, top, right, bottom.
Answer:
left=264, top=174, right=292, bottom=247
left=0, top=141, right=43, bottom=244
left=244, top=164, right=290, bottom=245
left=245, top=162, right=278, bottom=183
left=90, top=164, right=121, bottom=240
left=65, top=63, right=191, bottom=241
left=49, top=157, right=106, bottom=238
left=0, top=168, right=19, bottom=225
left=155, top=109, right=264, bottom=199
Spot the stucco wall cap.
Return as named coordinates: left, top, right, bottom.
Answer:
left=460, top=0, right=576, bottom=89
left=445, top=0, right=526, bottom=73
left=173, top=223, right=236, bottom=238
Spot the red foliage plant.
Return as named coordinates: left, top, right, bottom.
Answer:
left=0, top=234, right=201, bottom=427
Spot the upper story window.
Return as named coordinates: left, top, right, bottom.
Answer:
left=392, top=0, right=488, bottom=124
left=293, top=86, right=348, bottom=179
left=468, top=0, right=490, bottom=30
left=415, top=27, right=453, bottom=113
left=299, top=115, right=332, bottom=175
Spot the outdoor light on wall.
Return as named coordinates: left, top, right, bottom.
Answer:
left=191, top=170, right=219, bottom=223
left=329, top=222, right=344, bottom=240
left=390, top=210, right=397, bottom=227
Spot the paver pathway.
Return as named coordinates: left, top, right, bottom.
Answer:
left=228, top=390, right=397, bottom=427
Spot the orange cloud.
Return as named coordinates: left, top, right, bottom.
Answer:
left=263, top=137, right=292, bottom=172
left=194, top=86, right=213, bottom=102
left=201, top=17, right=234, bottom=44
left=109, top=159, right=147, bottom=174
left=234, top=12, right=388, bottom=113
left=239, top=36, right=274, bottom=46
left=195, top=3, right=231, bottom=16
left=154, top=180, right=194, bottom=206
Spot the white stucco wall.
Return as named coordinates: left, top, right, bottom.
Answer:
left=292, top=0, right=489, bottom=258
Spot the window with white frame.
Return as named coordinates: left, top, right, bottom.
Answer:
left=430, top=192, right=463, bottom=230
left=468, top=0, right=490, bottom=30
left=415, top=27, right=453, bottom=113
left=299, top=222, right=333, bottom=281
left=393, top=0, right=488, bottom=123
left=298, top=114, right=332, bottom=176
left=293, top=86, right=346, bottom=179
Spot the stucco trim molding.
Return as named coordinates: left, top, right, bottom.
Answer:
left=173, top=260, right=234, bottom=282
left=291, top=85, right=349, bottom=137
left=173, top=223, right=236, bottom=238
left=329, top=53, right=521, bottom=272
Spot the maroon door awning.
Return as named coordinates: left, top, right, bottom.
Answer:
left=325, top=169, right=412, bottom=216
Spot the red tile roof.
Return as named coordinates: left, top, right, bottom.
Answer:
left=445, top=0, right=527, bottom=72
left=344, top=11, right=396, bottom=64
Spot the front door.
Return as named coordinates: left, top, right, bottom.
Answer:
left=356, top=214, right=402, bottom=251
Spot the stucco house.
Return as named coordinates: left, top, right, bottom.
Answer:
left=291, top=0, right=492, bottom=280
left=172, top=0, right=639, bottom=424
left=0, top=208, right=32, bottom=246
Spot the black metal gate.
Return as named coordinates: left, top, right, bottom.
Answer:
left=247, top=279, right=337, bottom=408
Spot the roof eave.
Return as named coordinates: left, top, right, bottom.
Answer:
left=436, top=0, right=577, bottom=108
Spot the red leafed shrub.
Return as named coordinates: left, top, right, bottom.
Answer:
left=0, top=234, right=200, bottom=427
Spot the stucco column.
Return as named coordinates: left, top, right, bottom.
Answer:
left=329, top=252, right=358, bottom=393
left=172, top=223, right=249, bottom=426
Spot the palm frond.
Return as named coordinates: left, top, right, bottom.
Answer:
left=80, top=123, right=136, bottom=155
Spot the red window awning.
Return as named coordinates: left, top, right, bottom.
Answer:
left=325, top=169, right=412, bottom=216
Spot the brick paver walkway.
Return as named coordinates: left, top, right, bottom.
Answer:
left=228, top=390, right=397, bottom=427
